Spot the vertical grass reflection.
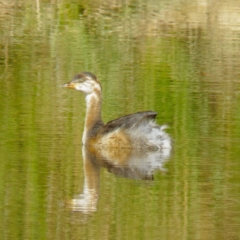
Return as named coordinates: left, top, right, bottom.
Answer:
left=1, top=0, right=240, bottom=240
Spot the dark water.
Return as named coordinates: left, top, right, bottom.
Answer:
left=1, top=1, right=240, bottom=239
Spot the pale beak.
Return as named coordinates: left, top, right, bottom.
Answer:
left=61, top=82, right=76, bottom=89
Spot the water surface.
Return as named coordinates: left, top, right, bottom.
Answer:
left=1, top=1, right=240, bottom=240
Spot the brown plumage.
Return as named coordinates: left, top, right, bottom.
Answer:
left=62, top=72, right=171, bottom=150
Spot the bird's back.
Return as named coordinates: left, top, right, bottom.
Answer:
left=93, top=111, right=171, bottom=150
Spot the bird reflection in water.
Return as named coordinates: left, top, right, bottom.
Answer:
left=68, top=144, right=171, bottom=214
left=62, top=72, right=172, bottom=213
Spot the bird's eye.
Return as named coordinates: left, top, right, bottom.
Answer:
left=73, top=79, right=84, bottom=83
left=84, top=80, right=92, bottom=85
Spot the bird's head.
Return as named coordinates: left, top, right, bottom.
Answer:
left=62, top=72, right=101, bottom=95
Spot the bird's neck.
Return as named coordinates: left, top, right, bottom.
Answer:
left=83, top=90, right=103, bottom=144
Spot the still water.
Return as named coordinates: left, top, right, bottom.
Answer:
left=1, top=0, right=240, bottom=239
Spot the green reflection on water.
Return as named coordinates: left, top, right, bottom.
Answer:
left=1, top=0, right=240, bottom=240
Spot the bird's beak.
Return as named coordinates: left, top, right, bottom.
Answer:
left=61, top=82, right=76, bottom=89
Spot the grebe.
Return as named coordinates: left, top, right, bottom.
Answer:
left=62, top=72, right=171, bottom=150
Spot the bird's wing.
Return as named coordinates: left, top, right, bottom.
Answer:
left=100, top=111, right=157, bottom=134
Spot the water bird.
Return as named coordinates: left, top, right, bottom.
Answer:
left=62, top=72, right=171, bottom=150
